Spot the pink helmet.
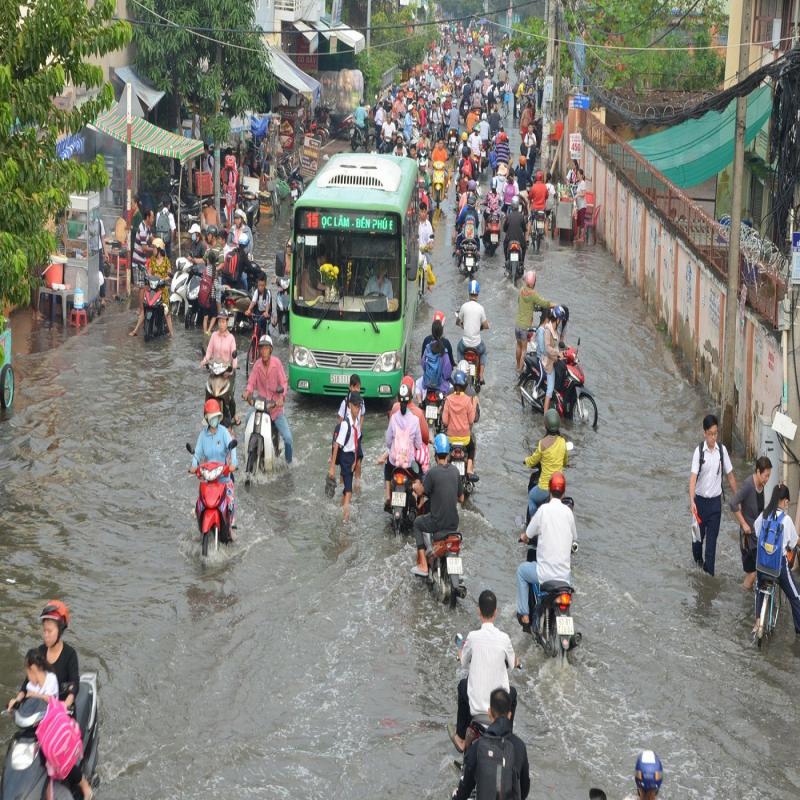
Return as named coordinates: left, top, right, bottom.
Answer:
left=524, top=270, right=537, bottom=288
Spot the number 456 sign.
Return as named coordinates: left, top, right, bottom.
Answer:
left=569, top=132, right=583, bottom=160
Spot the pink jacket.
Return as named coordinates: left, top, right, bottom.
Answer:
left=202, top=331, right=238, bottom=370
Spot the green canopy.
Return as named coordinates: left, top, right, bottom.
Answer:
left=629, top=84, right=773, bottom=188
left=91, top=104, right=204, bottom=163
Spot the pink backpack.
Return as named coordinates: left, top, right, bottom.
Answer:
left=390, top=419, right=414, bottom=469
left=36, top=697, right=83, bottom=780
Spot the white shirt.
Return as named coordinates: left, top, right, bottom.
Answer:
left=26, top=671, right=59, bottom=698
left=458, top=300, right=487, bottom=347
left=381, top=120, right=396, bottom=141
left=335, top=407, right=362, bottom=454
left=575, top=180, right=587, bottom=211
left=525, top=498, right=577, bottom=585
left=468, top=132, right=482, bottom=156
left=251, top=288, right=271, bottom=314
left=691, top=441, right=733, bottom=499
left=418, top=219, right=434, bottom=248
left=478, top=119, right=490, bottom=141
left=338, top=396, right=366, bottom=420
left=374, top=106, right=385, bottom=126
left=158, top=206, right=177, bottom=233
left=754, top=511, right=799, bottom=553
left=461, top=622, right=515, bottom=716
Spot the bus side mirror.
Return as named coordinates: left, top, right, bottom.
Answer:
left=407, top=254, right=419, bottom=282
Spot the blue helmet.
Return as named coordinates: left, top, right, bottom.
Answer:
left=433, top=433, right=451, bottom=456
left=468, top=279, right=480, bottom=296
left=635, top=751, right=663, bottom=793
left=452, top=369, right=467, bottom=387
left=552, top=304, right=565, bottom=320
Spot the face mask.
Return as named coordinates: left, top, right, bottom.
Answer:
left=191, top=233, right=198, bottom=242
left=207, top=414, right=222, bottom=428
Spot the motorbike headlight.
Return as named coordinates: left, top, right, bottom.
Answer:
left=290, top=345, right=315, bottom=368
left=377, top=350, right=402, bottom=372
left=11, top=740, right=38, bottom=770
left=201, top=465, right=224, bottom=481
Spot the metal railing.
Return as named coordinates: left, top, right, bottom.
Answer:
left=579, top=111, right=784, bottom=327
left=275, top=0, right=296, bottom=11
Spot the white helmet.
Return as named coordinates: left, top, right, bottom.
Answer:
left=481, top=112, right=487, bottom=120
left=189, top=223, right=202, bottom=234
left=457, top=359, right=470, bottom=374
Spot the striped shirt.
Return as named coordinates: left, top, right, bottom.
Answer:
left=133, top=221, right=150, bottom=269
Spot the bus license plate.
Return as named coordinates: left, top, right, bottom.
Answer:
left=465, top=257, right=475, bottom=267
left=490, top=234, right=498, bottom=243
left=391, top=491, right=406, bottom=508
left=510, top=252, right=519, bottom=261
left=556, top=616, right=574, bottom=636
left=426, top=405, right=438, bottom=419
left=330, top=373, right=350, bottom=384
left=454, top=461, right=465, bottom=475
left=447, top=557, right=463, bottom=575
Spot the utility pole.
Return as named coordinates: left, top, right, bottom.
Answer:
left=720, top=0, right=753, bottom=449
left=213, top=43, right=222, bottom=224
left=366, top=0, right=371, bottom=51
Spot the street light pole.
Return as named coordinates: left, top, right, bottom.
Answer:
left=366, top=0, right=372, bottom=51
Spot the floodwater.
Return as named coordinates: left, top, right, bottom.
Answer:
left=2, top=130, right=799, bottom=800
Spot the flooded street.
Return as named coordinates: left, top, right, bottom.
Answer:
left=2, top=147, right=800, bottom=800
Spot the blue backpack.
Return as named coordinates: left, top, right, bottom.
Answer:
left=422, top=343, right=443, bottom=388
left=757, top=511, right=785, bottom=578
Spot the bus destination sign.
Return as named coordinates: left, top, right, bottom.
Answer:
left=300, top=210, right=397, bottom=235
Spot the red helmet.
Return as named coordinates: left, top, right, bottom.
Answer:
left=535, top=170, right=544, bottom=182
left=204, top=399, right=222, bottom=417
left=40, top=600, right=70, bottom=631
left=548, top=472, right=566, bottom=494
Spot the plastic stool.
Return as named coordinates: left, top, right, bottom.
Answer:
left=69, top=308, right=88, bottom=327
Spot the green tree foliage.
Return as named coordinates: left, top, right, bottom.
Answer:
left=130, top=0, right=275, bottom=140
left=0, top=0, right=131, bottom=314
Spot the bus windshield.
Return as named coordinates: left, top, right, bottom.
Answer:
left=292, top=228, right=402, bottom=322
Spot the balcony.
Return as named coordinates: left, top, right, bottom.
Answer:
left=274, top=0, right=321, bottom=24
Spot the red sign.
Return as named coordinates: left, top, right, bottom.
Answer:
left=294, top=53, right=318, bottom=72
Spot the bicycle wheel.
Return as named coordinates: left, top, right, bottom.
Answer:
left=245, top=336, right=257, bottom=377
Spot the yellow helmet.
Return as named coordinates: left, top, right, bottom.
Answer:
left=460, top=131, right=468, bottom=141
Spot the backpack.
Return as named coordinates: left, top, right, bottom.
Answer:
left=389, top=419, right=414, bottom=469
left=331, top=417, right=352, bottom=466
left=155, top=208, right=171, bottom=237
left=198, top=271, right=214, bottom=308
left=757, top=511, right=785, bottom=578
left=423, top=344, right=443, bottom=388
left=36, top=697, right=83, bottom=780
left=474, top=733, right=521, bottom=800
left=222, top=250, right=240, bottom=281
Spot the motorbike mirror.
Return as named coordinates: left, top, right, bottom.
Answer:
left=589, top=791, right=607, bottom=800
left=186, top=443, right=195, bottom=455
left=577, top=337, right=581, bottom=346
left=566, top=441, right=574, bottom=452
left=228, top=439, right=238, bottom=451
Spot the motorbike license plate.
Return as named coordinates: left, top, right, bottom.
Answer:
left=391, top=491, right=407, bottom=508
left=329, top=373, right=350, bottom=384
left=490, top=234, right=499, bottom=243
left=454, top=460, right=466, bottom=476
left=426, top=404, right=439, bottom=419
left=465, top=257, right=475, bottom=267
left=291, top=189, right=299, bottom=200
left=467, top=363, right=476, bottom=377
left=447, top=556, right=463, bottom=575
left=556, top=616, right=574, bottom=636
left=510, top=252, right=519, bottom=262
left=450, top=137, right=456, bottom=145
left=537, top=220, right=546, bottom=231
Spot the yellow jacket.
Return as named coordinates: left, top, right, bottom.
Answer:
left=524, top=435, right=569, bottom=490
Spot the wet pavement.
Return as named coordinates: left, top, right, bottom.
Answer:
left=2, top=125, right=800, bottom=800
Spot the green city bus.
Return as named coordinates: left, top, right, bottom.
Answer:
left=288, top=153, right=421, bottom=398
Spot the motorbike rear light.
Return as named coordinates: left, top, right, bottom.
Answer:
left=426, top=390, right=439, bottom=402
left=393, top=472, right=406, bottom=485
left=556, top=593, right=572, bottom=609
left=464, top=350, right=478, bottom=363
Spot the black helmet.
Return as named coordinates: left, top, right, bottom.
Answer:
left=206, top=249, right=220, bottom=267
left=205, top=224, right=219, bottom=238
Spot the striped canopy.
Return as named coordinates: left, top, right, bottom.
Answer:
left=91, top=104, right=204, bottom=163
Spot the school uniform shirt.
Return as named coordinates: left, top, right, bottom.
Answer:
left=691, top=442, right=733, bottom=498
left=26, top=672, right=59, bottom=698
left=335, top=408, right=361, bottom=454
left=338, top=396, right=366, bottom=421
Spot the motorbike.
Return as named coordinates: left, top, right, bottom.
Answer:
left=220, top=284, right=251, bottom=331
left=186, top=438, right=237, bottom=557
left=461, top=346, right=481, bottom=394
left=274, top=277, right=290, bottom=338
left=483, top=211, right=501, bottom=256
left=531, top=210, right=547, bottom=253
left=460, top=238, right=480, bottom=278
left=236, top=190, right=261, bottom=229
left=449, top=442, right=476, bottom=497
left=169, top=179, right=213, bottom=227
left=505, top=239, right=524, bottom=284
left=447, top=128, right=459, bottom=156
left=350, top=124, right=372, bottom=152
left=424, top=531, right=466, bottom=608
left=170, top=257, right=202, bottom=320
left=480, top=141, right=488, bottom=174
left=423, top=386, right=444, bottom=434
left=1, top=674, right=99, bottom=800
left=142, top=276, right=168, bottom=342
left=389, top=465, right=419, bottom=535
left=205, top=361, right=236, bottom=428
left=518, top=339, right=598, bottom=428
left=432, top=160, right=447, bottom=212
left=243, top=395, right=276, bottom=484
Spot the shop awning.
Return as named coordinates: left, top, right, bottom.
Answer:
left=310, top=19, right=365, bottom=53
left=264, top=41, right=321, bottom=103
left=629, top=84, right=773, bottom=189
left=292, top=20, right=318, bottom=51
left=112, top=66, right=165, bottom=112
left=90, top=102, right=204, bottom=162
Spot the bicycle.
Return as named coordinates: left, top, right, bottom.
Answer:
left=244, top=313, right=267, bottom=377
left=754, top=578, right=781, bottom=648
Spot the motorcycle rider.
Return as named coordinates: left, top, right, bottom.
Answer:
left=443, top=370, right=478, bottom=480
left=515, top=270, right=553, bottom=371
left=451, top=688, right=530, bottom=800
left=227, top=208, right=253, bottom=256
left=540, top=308, right=562, bottom=414
left=379, top=382, right=423, bottom=510
left=448, top=589, right=518, bottom=753
left=628, top=751, right=664, bottom=800
left=353, top=97, right=369, bottom=139
left=455, top=192, right=481, bottom=258
left=516, top=471, right=576, bottom=631
left=478, top=111, right=490, bottom=147
left=411, top=433, right=462, bottom=576
left=245, top=272, right=272, bottom=338
left=525, top=409, right=569, bottom=519
left=421, top=311, right=456, bottom=369
left=503, top=195, right=529, bottom=261
left=188, top=223, right=206, bottom=265
left=529, top=170, right=548, bottom=217
left=243, top=335, right=293, bottom=464
left=129, top=237, right=173, bottom=337
left=456, top=280, right=489, bottom=386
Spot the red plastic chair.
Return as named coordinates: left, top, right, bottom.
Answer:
left=585, top=204, right=601, bottom=245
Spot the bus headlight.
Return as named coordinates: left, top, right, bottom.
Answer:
left=377, top=350, right=402, bottom=372
left=290, top=346, right=314, bottom=367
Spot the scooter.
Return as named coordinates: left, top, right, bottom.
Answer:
left=170, top=257, right=202, bottom=319
left=460, top=238, right=480, bottom=278
left=236, top=190, right=261, bottom=230
left=531, top=210, right=547, bottom=253
left=449, top=442, right=476, bottom=497
left=447, top=128, right=459, bottom=156
left=389, top=465, right=418, bottom=535
left=220, top=284, right=252, bottom=331
left=186, top=439, right=237, bottom=557
left=243, top=395, right=276, bottom=484
left=461, top=346, right=481, bottom=394
left=431, top=160, right=447, bottom=213
left=142, top=276, right=168, bottom=342
left=351, top=124, right=372, bottom=152
left=205, top=361, right=236, bottom=428
left=505, top=239, right=524, bottom=284
left=423, top=385, right=444, bottom=434
left=1, top=673, right=99, bottom=800
left=483, top=211, right=501, bottom=255
left=424, top=531, right=466, bottom=608
left=518, top=339, right=598, bottom=428
left=274, top=278, right=290, bottom=338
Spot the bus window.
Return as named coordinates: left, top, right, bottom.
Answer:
left=292, top=229, right=402, bottom=321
